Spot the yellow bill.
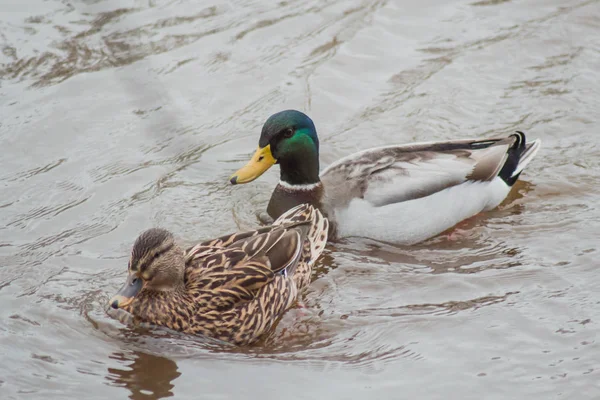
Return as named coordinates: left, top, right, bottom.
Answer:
left=230, top=145, right=277, bottom=184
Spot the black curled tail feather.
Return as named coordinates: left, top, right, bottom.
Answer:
left=498, top=131, right=527, bottom=186
left=511, top=131, right=528, bottom=151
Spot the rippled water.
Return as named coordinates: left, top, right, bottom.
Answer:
left=1, top=0, right=599, bottom=398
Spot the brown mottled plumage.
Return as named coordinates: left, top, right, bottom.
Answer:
left=108, top=204, right=328, bottom=346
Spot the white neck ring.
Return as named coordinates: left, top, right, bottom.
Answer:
left=278, top=180, right=322, bottom=191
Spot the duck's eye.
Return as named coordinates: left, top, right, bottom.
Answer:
left=283, top=128, right=294, bottom=138
left=154, top=252, right=160, bottom=259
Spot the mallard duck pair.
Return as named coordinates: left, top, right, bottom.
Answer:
left=110, top=109, right=540, bottom=345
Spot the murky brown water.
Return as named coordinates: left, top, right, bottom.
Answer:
left=1, top=0, right=599, bottom=398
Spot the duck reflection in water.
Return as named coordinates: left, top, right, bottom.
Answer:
left=106, top=351, right=181, bottom=400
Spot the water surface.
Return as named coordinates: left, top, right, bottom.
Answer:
left=1, top=0, right=599, bottom=398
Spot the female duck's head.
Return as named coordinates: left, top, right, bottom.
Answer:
left=109, top=228, right=185, bottom=311
left=230, top=110, right=320, bottom=186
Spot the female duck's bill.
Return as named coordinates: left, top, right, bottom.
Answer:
left=110, top=273, right=143, bottom=309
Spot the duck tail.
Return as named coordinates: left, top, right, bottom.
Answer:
left=498, top=131, right=542, bottom=186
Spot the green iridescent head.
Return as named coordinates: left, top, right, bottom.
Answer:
left=230, top=110, right=321, bottom=185
left=258, top=110, right=319, bottom=159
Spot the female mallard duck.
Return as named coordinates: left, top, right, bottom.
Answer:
left=109, top=203, right=328, bottom=346
left=229, top=110, right=541, bottom=245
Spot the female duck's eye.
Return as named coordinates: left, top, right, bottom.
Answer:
left=283, top=128, right=294, bottom=138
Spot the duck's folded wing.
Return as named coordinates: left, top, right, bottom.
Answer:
left=321, top=136, right=517, bottom=207
left=187, top=203, right=323, bottom=272
left=184, top=225, right=289, bottom=268
left=187, top=204, right=316, bottom=254
left=193, top=229, right=304, bottom=311
left=186, top=226, right=308, bottom=276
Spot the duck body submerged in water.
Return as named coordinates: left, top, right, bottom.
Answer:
left=230, top=110, right=541, bottom=245
left=109, top=203, right=328, bottom=346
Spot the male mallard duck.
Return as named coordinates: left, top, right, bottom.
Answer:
left=229, top=110, right=541, bottom=245
left=109, top=203, right=328, bottom=346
